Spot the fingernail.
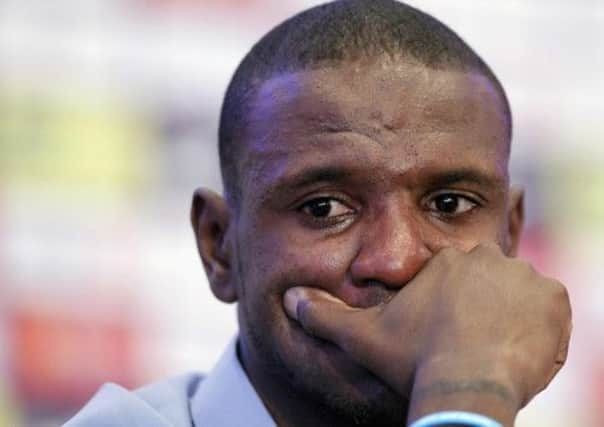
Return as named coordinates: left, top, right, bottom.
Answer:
left=284, top=287, right=304, bottom=320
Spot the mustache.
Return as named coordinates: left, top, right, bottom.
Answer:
left=291, top=280, right=398, bottom=310
left=348, top=282, right=398, bottom=309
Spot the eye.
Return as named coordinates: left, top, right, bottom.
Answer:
left=427, top=193, right=478, bottom=217
left=299, top=197, right=354, bottom=219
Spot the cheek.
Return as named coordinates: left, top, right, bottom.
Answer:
left=423, top=217, right=506, bottom=254
left=235, top=227, right=358, bottom=359
left=241, top=226, right=359, bottom=294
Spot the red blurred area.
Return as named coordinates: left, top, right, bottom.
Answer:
left=8, top=303, right=141, bottom=410
left=596, top=364, right=604, bottom=426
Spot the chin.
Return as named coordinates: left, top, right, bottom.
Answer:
left=325, top=389, right=408, bottom=427
left=281, top=318, right=409, bottom=426
left=291, top=365, right=408, bottom=427
left=240, top=296, right=408, bottom=426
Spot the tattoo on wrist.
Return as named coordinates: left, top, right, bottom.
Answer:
left=414, top=379, right=513, bottom=402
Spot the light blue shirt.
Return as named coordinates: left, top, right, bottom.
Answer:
left=64, top=338, right=276, bottom=427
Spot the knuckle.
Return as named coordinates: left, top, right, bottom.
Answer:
left=435, top=246, right=460, bottom=264
left=549, top=279, right=569, bottom=303
left=515, top=258, right=538, bottom=278
left=469, top=243, right=487, bottom=254
left=511, top=257, right=541, bottom=281
left=517, top=258, right=534, bottom=271
left=557, top=281, right=570, bottom=300
left=423, top=246, right=459, bottom=277
left=541, top=279, right=572, bottom=323
left=469, top=242, right=500, bottom=255
left=556, top=283, right=572, bottom=316
left=439, top=246, right=460, bottom=257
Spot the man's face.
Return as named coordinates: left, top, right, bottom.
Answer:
left=227, top=58, right=518, bottom=424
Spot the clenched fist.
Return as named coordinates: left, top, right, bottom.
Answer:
left=284, top=244, right=572, bottom=426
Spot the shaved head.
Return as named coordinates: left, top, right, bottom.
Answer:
left=218, top=0, right=511, bottom=204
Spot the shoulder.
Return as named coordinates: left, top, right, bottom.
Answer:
left=63, top=373, right=204, bottom=427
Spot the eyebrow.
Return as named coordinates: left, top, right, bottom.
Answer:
left=423, top=168, right=505, bottom=190
left=273, top=166, right=357, bottom=192
left=265, top=165, right=505, bottom=200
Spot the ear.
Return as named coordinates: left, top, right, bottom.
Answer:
left=505, top=187, right=524, bottom=257
left=191, top=188, right=237, bottom=303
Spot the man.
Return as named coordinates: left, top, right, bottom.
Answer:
left=65, top=1, right=571, bottom=426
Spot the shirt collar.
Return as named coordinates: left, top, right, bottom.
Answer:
left=190, top=337, right=276, bottom=427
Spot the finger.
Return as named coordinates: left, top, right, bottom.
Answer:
left=283, top=287, right=369, bottom=351
left=555, top=319, right=572, bottom=366
left=541, top=308, right=572, bottom=394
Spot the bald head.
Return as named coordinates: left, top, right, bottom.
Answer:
left=218, top=0, right=511, bottom=204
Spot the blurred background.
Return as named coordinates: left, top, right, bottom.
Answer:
left=0, top=0, right=602, bottom=425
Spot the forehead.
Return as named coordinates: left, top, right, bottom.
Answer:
left=239, top=59, right=509, bottom=198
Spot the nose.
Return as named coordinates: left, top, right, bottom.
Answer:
left=350, top=203, right=431, bottom=289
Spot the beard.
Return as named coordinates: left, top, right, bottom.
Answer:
left=239, top=298, right=409, bottom=427
left=283, top=348, right=408, bottom=427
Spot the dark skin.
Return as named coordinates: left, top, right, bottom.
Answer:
left=192, top=57, right=571, bottom=426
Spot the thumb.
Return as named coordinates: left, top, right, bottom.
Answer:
left=283, top=287, right=369, bottom=351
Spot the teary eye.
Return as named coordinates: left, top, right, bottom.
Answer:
left=428, top=193, right=477, bottom=216
left=300, top=197, right=353, bottom=219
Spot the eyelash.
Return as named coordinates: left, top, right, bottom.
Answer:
left=296, top=196, right=356, bottom=228
left=424, top=192, right=482, bottom=220
left=296, top=191, right=483, bottom=229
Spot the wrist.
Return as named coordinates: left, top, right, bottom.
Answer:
left=409, top=411, right=503, bottom=427
left=407, top=358, right=521, bottom=427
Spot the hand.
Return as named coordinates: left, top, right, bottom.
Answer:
left=283, top=244, right=572, bottom=426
